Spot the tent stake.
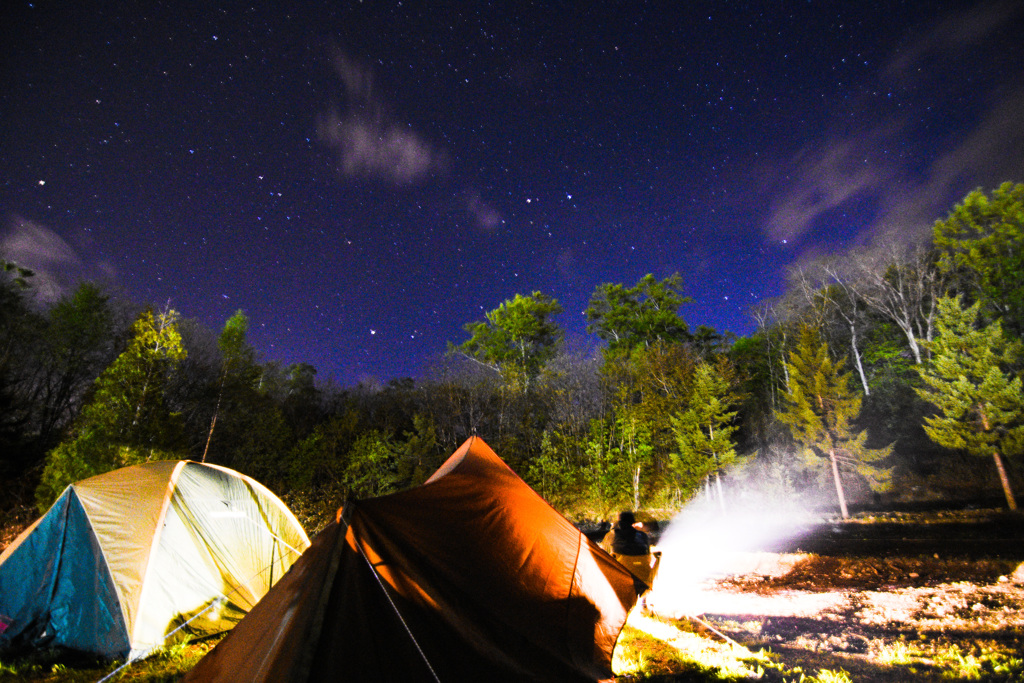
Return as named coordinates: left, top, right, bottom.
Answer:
left=687, top=613, right=745, bottom=649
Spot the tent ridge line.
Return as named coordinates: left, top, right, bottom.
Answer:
left=127, top=460, right=188, bottom=648
left=63, top=489, right=133, bottom=644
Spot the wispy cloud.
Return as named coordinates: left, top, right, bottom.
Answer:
left=317, top=48, right=505, bottom=232
left=764, top=132, right=895, bottom=244
left=317, top=50, right=445, bottom=185
left=0, top=216, right=96, bottom=302
left=884, top=1, right=1022, bottom=82
left=466, top=191, right=503, bottom=232
left=764, top=2, right=1024, bottom=246
left=877, top=86, right=1024, bottom=238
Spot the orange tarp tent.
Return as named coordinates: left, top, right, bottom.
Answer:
left=185, top=436, right=643, bottom=682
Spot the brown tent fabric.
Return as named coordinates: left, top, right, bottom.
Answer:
left=184, top=436, right=643, bottom=682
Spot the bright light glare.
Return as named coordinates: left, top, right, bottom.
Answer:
left=647, top=494, right=820, bottom=617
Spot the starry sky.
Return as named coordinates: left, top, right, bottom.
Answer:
left=2, top=2, right=1023, bottom=386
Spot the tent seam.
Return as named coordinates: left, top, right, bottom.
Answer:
left=127, top=460, right=187, bottom=649
left=290, top=520, right=348, bottom=682
left=345, top=513, right=443, bottom=683
left=66, top=487, right=132, bottom=651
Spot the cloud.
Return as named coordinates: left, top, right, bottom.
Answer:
left=764, top=131, right=895, bottom=244
left=884, top=1, right=1023, bottom=82
left=317, top=50, right=444, bottom=185
left=764, top=3, right=1024, bottom=246
left=891, top=86, right=1024, bottom=228
left=466, top=192, right=503, bottom=232
left=1, top=216, right=85, bottom=301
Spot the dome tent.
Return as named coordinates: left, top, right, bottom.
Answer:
left=184, top=436, right=643, bottom=682
left=0, top=460, right=310, bottom=659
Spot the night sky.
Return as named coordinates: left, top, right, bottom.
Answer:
left=3, top=2, right=1023, bottom=386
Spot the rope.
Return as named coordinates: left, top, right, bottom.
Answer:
left=341, top=515, right=442, bottom=683
left=94, top=515, right=303, bottom=683
left=687, top=613, right=745, bottom=648
left=96, top=596, right=227, bottom=683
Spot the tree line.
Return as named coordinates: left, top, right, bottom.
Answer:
left=2, top=182, right=1022, bottom=530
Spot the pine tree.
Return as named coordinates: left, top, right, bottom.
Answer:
left=933, top=182, right=1024, bottom=336
left=916, top=296, right=1023, bottom=510
left=669, top=361, right=739, bottom=508
left=777, top=325, right=892, bottom=518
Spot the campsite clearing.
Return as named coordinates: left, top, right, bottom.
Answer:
left=618, top=508, right=1024, bottom=682
left=2, top=509, right=1022, bottom=681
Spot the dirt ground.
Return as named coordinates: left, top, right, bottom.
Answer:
left=643, top=510, right=1024, bottom=681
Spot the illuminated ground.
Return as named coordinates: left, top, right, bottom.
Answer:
left=619, top=510, right=1024, bottom=681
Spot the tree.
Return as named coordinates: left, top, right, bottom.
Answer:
left=776, top=325, right=892, bottom=518
left=915, top=296, right=1023, bottom=510
left=669, top=361, right=739, bottom=509
left=627, top=341, right=699, bottom=465
left=202, top=310, right=259, bottom=461
left=788, top=260, right=873, bottom=395
left=585, top=273, right=692, bottom=359
left=0, top=260, right=42, bottom=487
left=934, top=182, right=1024, bottom=336
left=36, top=308, right=188, bottom=508
left=584, top=412, right=654, bottom=513
left=342, top=430, right=401, bottom=499
left=847, top=240, right=946, bottom=365
left=457, top=291, right=564, bottom=391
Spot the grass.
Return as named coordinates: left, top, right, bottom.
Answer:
left=5, top=621, right=1024, bottom=682
left=0, top=636, right=223, bottom=682
left=610, top=611, right=1024, bottom=682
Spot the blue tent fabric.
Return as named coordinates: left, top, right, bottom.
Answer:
left=0, top=489, right=129, bottom=657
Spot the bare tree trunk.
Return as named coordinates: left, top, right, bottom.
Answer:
left=633, top=465, right=641, bottom=511
left=992, top=451, right=1018, bottom=511
left=849, top=323, right=869, bottom=396
left=201, top=403, right=219, bottom=463
left=830, top=448, right=849, bottom=519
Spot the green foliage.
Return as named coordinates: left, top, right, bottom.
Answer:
left=626, top=342, right=698, bottom=460
left=586, top=273, right=693, bottom=359
left=584, top=419, right=624, bottom=513
left=287, top=411, right=360, bottom=491
left=457, top=291, right=564, bottom=390
left=916, top=296, right=1024, bottom=509
left=287, top=415, right=400, bottom=502
left=776, top=325, right=892, bottom=517
left=344, top=430, right=401, bottom=499
left=934, top=182, right=1024, bottom=334
left=583, top=410, right=656, bottom=512
left=36, top=309, right=187, bottom=509
left=524, top=430, right=577, bottom=509
left=398, top=413, right=446, bottom=485
left=669, top=361, right=739, bottom=499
